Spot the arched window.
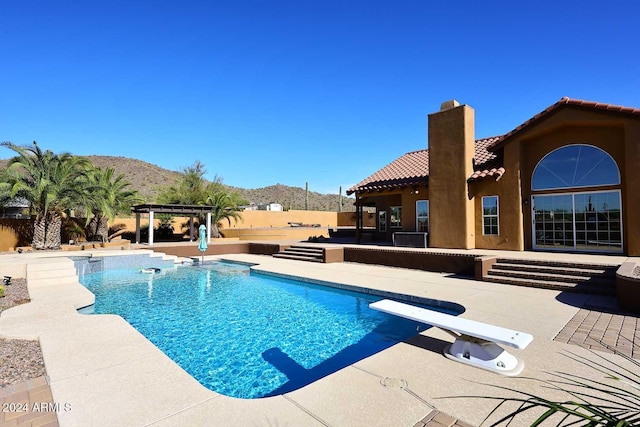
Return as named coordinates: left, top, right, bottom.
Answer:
left=532, top=144, right=620, bottom=191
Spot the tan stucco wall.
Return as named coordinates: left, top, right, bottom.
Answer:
left=0, top=223, right=20, bottom=252
left=221, top=210, right=337, bottom=229
left=470, top=172, right=524, bottom=251
left=496, top=106, right=640, bottom=255
left=337, top=211, right=374, bottom=227
left=623, top=120, right=640, bottom=255
left=428, top=104, right=476, bottom=249
left=218, top=227, right=331, bottom=241
left=115, top=210, right=338, bottom=233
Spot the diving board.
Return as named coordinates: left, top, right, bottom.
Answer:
left=369, top=299, right=533, bottom=376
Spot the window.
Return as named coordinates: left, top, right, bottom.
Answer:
left=532, top=144, right=620, bottom=191
left=482, top=196, right=499, bottom=235
left=416, top=200, right=429, bottom=232
left=378, top=210, right=386, bottom=232
left=390, top=206, right=402, bottom=228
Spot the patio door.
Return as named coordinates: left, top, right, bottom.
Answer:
left=532, top=190, right=622, bottom=253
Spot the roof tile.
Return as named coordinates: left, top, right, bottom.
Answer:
left=347, top=136, right=501, bottom=194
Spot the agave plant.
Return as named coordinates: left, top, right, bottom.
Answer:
left=457, top=343, right=640, bottom=426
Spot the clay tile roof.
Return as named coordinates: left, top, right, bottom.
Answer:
left=468, top=167, right=506, bottom=182
left=346, top=149, right=430, bottom=195
left=347, top=136, right=503, bottom=194
left=488, top=97, right=640, bottom=151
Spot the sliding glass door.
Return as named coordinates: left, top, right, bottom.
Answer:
left=532, top=190, right=622, bottom=253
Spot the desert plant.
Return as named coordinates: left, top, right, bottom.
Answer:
left=456, top=344, right=640, bottom=426
left=0, top=285, right=4, bottom=297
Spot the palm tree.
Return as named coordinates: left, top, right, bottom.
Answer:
left=156, top=160, right=244, bottom=238
left=206, top=192, right=242, bottom=238
left=83, top=166, right=142, bottom=242
left=157, top=161, right=224, bottom=205
left=1, top=141, right=91, bottom=249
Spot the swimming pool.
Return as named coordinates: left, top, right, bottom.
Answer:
left=80, top=261, right=460, bottom=398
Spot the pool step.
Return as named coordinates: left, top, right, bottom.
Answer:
left=484, top=258, right=618, bottom=295
left=273, top=245, right=325, bottom=263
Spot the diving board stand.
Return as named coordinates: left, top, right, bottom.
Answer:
left=369, top=299, right=533, bottom=376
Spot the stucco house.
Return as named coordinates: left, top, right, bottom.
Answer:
left=347, top=97, right=640, bottom=255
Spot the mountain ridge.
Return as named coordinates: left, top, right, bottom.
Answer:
left=0, top=155, right=355, bottom=212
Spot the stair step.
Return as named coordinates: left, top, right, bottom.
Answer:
left=286, top=246, right=324, bottom=253
left=495, top=258, right=618, bottom=270
left=493, top=262, right=615, bottom=277
left=273, top=253, right=323, bottom=262
left=485, top=257, right=620, bottom=295
left=489, top=268, right=615, bottom=284
left=485, top=274, right=615, bottom=295
left=280, top=249, right=323, bottom=258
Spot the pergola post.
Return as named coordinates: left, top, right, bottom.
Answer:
left=148, top=210, right=154, bottom=246
left=206, top=212, right=211, bottom=243
left=189, top=216, right=194, bottom=241
left=135, top=213, right=141, bottom=244
left=355, top=195, right=362, bottom=244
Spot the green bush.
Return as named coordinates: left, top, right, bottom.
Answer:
left=0, top=285, right=4, bottom=298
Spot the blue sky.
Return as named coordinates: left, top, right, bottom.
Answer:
left=1, top=1, right=638, bottom=195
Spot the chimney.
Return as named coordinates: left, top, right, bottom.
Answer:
left=427, top=100, right=476, bottom=249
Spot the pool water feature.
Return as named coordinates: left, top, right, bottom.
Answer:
left=80, top=261, right=460, bottom=399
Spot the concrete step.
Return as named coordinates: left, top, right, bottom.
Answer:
left=278, top=249, right=323, bottom=258
left=272, top=253, right=323, bottom=263
left=485, top=274, right=616, bottom=295
left=492, top=262, right=616, bottom=278
left=26, top=261, right=79, bottom=288
left=272, top=245, right=325, bottom=263
left=485, top=257, right=619, bottom=295
left=495, top=258, right=618, bottom=270
left=489, top=268, right=615, bottom=285
left=286, top=246, right=324, bottom=254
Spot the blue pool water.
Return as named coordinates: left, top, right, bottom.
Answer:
left=80, top=262, right=458, bottom=398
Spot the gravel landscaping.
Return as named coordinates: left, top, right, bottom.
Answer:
left=0, top=277, right=46, bottom=388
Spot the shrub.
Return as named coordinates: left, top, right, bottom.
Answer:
left=452, top=343, right=640, bottom=426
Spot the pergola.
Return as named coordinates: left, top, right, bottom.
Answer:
left=130, top=204, right=214, bottom=246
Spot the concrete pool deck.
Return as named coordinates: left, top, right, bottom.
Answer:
left=0, top=249, right=638, bottom=426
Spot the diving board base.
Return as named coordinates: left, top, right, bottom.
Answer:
left=444, top=339, right=524, bottom=377
left=369, top=299, right=532, bottom=376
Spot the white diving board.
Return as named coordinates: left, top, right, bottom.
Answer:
left=369, top=299, right=533, bottom=376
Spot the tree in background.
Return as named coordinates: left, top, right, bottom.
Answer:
left=0, top=141, right=91, bottom=249
left=206, top=192, right=242, bottom=238
left=157, top=160, right=224, bottom=205
left=157, top=160, right=244, bottom=237
left=83, top=166, right=142, bottom=242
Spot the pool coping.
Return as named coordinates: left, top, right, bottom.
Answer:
left=0, top=250, right=637, bottom=426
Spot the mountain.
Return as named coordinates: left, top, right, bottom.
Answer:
left=0, top=155, right=355, bottom=212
